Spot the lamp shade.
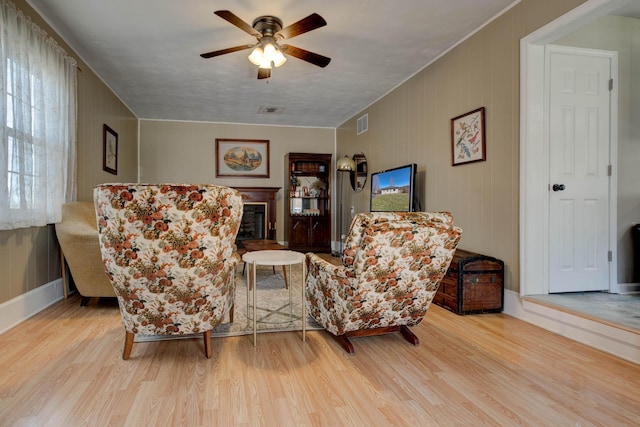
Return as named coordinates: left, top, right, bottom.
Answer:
left=272, top=49, right=287, bottom=67
left=248, top=47, right=264, bottom=66
left=337, top=155, right=356, bottom=172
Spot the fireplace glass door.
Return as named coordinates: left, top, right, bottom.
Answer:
left=237, top=202, right=268, bottom=248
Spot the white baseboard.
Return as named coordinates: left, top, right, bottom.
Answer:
left=0, top=278, right=64, bottom=335
left=613, top=283, right=640, bottom=294
left=503, top=289, right=640, bottom=364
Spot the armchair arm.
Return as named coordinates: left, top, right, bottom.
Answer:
left=229, top=252, right=241, bottom=268
left=220, top=252, right=241, bottom=294
left=217, top=252, right=241, bottom=290
left=305, top=253, right=357, bottom=336
left=219, top=258, right=238, bottom=307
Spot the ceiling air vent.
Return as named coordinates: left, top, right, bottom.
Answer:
left=257, top=106, right=285, bottom=114
left=357, top=113, right=368, bottom=135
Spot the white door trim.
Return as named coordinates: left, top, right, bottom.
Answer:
left=520, top=0, right=624, bottom=297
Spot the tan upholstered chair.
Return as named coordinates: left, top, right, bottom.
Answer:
left=306, top=212, right=462, bottom=354
left=94, top=184, right=243, bottom=359
left=55, top=202, right=115, bottom=304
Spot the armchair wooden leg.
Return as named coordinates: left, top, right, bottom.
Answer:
left=330, top=327, right=418, bottom=355
left=334, top=334, right=355, bottom=355
left=123, top=332, right=134, bottom=360
left=229, top=303, right=234, bottom=323
left=400, top=325, right=419, bottom=346
left=203, top=330, right=212, bottom=358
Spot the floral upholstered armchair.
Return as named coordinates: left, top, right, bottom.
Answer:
left=94, top=184, right=243, bottom=359
left=306, top=212, right=462, bottom=354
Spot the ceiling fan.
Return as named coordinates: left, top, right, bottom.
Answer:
left=200, top=10, right=331, bottom=79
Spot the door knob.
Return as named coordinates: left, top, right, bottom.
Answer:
left=552, top=184, right=565, bottom=192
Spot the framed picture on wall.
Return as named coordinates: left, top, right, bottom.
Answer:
left=215, top=138, right=270, bottom=178
left=451, top=107, right=486, bottom=166
left=103, top=124, right=118, bottom=175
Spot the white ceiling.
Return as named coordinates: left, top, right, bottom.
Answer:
left=23, top=0, right=636, bottom=128
left=24, top=0, right=524, bottom=127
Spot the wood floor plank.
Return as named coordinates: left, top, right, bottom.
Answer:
left=0, top=294, right=639, bottom=426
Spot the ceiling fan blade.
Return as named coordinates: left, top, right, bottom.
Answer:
left=200, top=44, right=253, bottom=58
left=257, top=68, right=271, bottom=79
left=214, top=10, right=261, bottom=38
left=281, top=45, right=331, bottom=68
left=275, top=13, right=326, bottom=40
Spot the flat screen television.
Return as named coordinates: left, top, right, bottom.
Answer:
left=370, top=163, right=417, bottom=212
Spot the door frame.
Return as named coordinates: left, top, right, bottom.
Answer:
left=520, top=0, right=624, bottom=297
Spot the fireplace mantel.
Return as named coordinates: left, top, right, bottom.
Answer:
left=233, top=187, right=280, bottom=241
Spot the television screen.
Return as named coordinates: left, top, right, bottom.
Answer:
left=370, top=163, right=417, bottom=212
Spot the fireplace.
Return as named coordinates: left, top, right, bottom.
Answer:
left=232, top=187, right=280, bottom=248
left=237, top=202, right=267, bottom=245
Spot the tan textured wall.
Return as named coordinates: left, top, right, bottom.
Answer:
left=75, top=70, right=139, bottom=201
left=336, top=0, right=587, bottom=292
left=139, top=120, right=334, bottom=242
left=0, top=0, right=138, bottom=304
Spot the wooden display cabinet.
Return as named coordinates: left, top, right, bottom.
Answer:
left=284, top=153, right=332, bottom=252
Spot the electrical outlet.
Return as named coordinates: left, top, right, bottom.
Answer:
left=350, top=206, right=355, bottom=218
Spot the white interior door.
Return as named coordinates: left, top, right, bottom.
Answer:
left=547, top=46, right=612, bottom=293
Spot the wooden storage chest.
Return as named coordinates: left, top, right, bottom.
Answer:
left=434, top=249, right=504, bottom=315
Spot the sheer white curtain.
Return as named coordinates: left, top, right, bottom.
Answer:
left=0, top=0, right=76, bottom=230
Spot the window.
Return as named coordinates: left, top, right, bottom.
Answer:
left=1, top=0, right=77, bottom=230
left=6, top=58, right=38, bottom=210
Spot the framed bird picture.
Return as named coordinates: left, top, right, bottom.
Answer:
left=103, top=124, right=118, bottom=175
left=451, top=107, right=486, bottom=166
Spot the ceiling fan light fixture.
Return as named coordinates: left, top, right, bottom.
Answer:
left=204, top=11, right=330, bottom=79
left=248, top=39, right=287, bottom=69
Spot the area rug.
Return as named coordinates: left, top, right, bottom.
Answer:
left=212, top=263, right=322, bottom=336
left=137, top=263, right=322, bottom=342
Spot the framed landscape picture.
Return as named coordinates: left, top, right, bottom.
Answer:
left=103, top=124, right=118, bottom=175
left=215, top=139, right=270, bottom=178
left=451, top=107, right=486, bottom=166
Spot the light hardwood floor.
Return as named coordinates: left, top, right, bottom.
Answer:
left=1, top=294, right=639, bottom=426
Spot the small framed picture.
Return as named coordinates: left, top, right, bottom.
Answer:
left=451, top=107, right=486, bottom=166
left=103, top=124, right=118, bottom=175
left=215, top=138, right=270, bottom=178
